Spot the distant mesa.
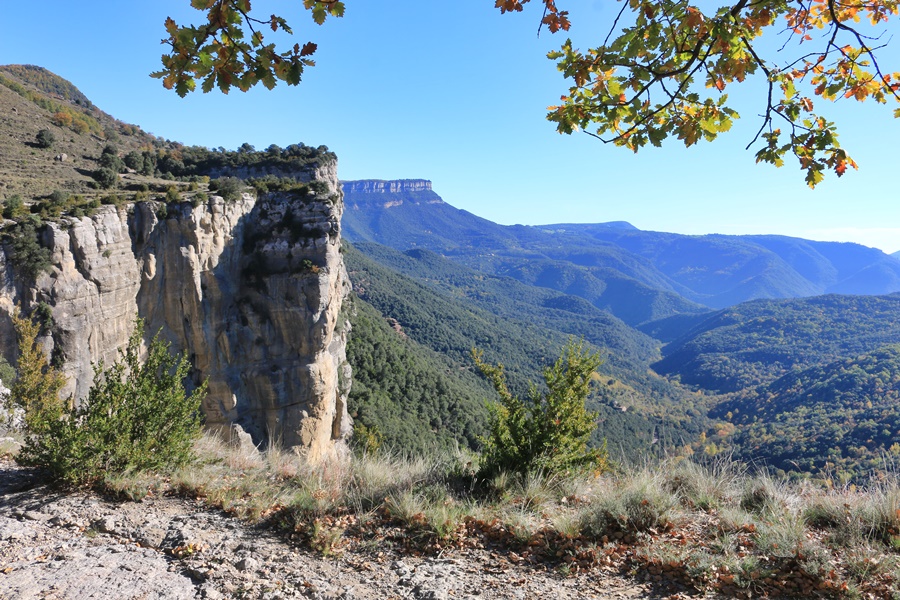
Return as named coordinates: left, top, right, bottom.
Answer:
left=341, top=179, right=433, bottom=194
left=342, top=179, right=444, bottom=210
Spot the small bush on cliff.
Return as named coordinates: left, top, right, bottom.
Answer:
left=17, top=319, right=207, bottom=485
left=473, top=339, right=608, bottom=477
left=2, top=194, right=26, bottom=219
left=209, top=177, right=243, bottom=202
left=3, top=221, right=52, bottom=281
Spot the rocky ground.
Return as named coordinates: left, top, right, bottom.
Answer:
left=0, top=459, right=718, bottom=600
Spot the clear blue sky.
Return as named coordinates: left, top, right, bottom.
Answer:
left=2, top=1, right=899, bottom=251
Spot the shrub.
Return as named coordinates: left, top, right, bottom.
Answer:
left=3, top=221, right=52, bottom=280
left=0, top=356, right=14, bottom=388
left=35, top=129, right=55, bottom=149
left=99, top=152, right=124, bottom=173
left=210, top=177, right=243, bottom=202
left=71, top=118, right=90, bottom=135
left=2, top=195, right=26, bottom=219
left=123, top=151, right=143, bottom=171
left=473, top=339, right=608, bottom=477
left=140, top=154, right=156, bottom=176
left=165, top=186, right=181, bottom=203
left=191, top=192, right=208, bottom=207
left=100, top=194, right=123, bottom=206
left=94, top=167, right=118, bottom=189
left=49, top=190, right=69, bottom=204
left=51, top=111, right=73, bottom=128
left=8, top=313, right=66, bottom=436
left=17, top=320, right=207, bottom=485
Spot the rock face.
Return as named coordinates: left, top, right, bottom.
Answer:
left=341, top=179, right=433, bottom=194
left=0, top=169, right=351, bottom=459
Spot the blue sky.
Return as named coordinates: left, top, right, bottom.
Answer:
left=2, top=1, right=899, bottom=251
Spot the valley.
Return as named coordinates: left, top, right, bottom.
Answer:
left=341, top=178, right=900, bottom=481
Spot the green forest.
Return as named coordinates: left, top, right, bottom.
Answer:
left=713, top=345, right=900, bottom=481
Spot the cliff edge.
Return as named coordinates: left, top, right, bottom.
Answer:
left=0, top=168, right=351, bottom=460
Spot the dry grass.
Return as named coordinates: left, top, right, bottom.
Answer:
left=70, top=435, right=900, bottom=598
left=0, top=71, right=203, bottom=210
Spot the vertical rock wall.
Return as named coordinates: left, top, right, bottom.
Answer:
left=0, top=172, right=351, bottom=459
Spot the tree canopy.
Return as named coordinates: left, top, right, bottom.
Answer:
left=157, top=0, right=900, bottom=185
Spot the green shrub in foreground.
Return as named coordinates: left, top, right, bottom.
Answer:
left=473, top=338, right=608, bottom=477
left=18, top=319, right=206, bottom=485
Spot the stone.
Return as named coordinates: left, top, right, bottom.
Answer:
left=22, top=510, right=51, bottom=522
left=93, top=516, right=118, bottom=534
left=0, top=542, right=197, bottom=599
left=235, top=556, right=259, bottom=572
left=230, top=423, right=258, bottom=453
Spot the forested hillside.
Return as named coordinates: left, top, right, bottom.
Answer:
left=346, top=297, right=490, bottom=454
left=711, top=346, right=900, bottom=481
left=654, top=294, right=900, bottom=393
left=344, top=243, right=708, bottom=458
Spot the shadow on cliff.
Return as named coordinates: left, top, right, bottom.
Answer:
left=126, top=190, right=348, bottom=452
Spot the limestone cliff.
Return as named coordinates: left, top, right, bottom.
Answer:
left=0, top=174, right=351, bottom=459
left=341, top=179, right=434, bottom=195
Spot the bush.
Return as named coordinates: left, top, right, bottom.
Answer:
left=51, top=111, right=73, bottom=128
left=3, top=221, right=52, bottom=280
left=17, top=320, right=207, bottom=485
left=165, top=186, right=181, bottom=202
left=0, top=356, right=14, bottom=389
left=2, top=194, right=26, bottom=219
left=99, top=152, right=124, bottom=173
left=35, top=129, right=55, bottom=149
left=8, top=313, right=66, bottom=435
left=123, top=151, right=143, bottom=171
left=473, top=339, right=608, bottom=477
left=100, top=194, right=123, bottom=206
left=210, top=177, right=243, bottom=202
left=71, top=118, right=90, bottom=135
left=94, top=167, right=118, bottom=189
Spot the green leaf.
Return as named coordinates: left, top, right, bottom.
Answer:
left=175, top=78, right=196, bottom=98
left=805, top=168, right=825, bottom=188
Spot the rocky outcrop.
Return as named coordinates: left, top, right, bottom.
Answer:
left=0, top=459, right=654, bottom=600
left=0, top=172, right=351, bottom=459
left=341, top=179, right=433, bottom=194
left=206, top=156, right=339, bottom=186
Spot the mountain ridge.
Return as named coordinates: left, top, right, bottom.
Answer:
left=341, top=179, right=900, bottom=311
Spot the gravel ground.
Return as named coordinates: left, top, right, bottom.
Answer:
left=0, top=460, right=715, bottom=600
